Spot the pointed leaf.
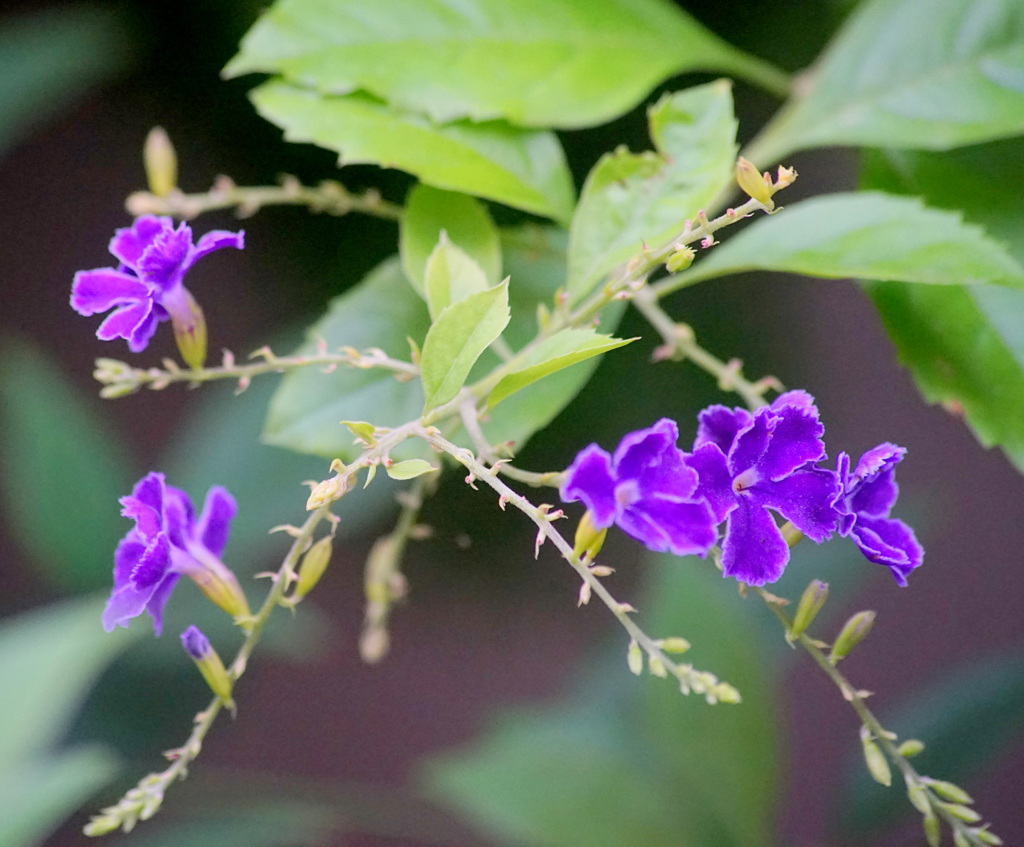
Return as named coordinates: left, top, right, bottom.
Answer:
left=756, top=0, right=1024, bottom=161
left=420, top=281, right=510, bottom=413
left=225, top=0, right=787, bottom=129
left=488, top=328, right=636, bottom=409
left=680, top=191, right=1024, bottom=289
left=424, top=233, right=489, bottom=320
left=567, top=81, right=738, bottom=304
left=249, top=81, right=574, bottom=222
left=385, top=459, right=437, bottom=480
left=401, top=184, right=501, bottom=295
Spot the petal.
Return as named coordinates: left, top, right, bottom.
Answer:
left=109, top=216, right=172, bottom=268
left=131, top=532, right=172, bottom=589
left=850, top=468, right=899, bottom=518
left=137, top=223, right=193, bottom=290
left=612, top=418, right=677, bottom=479
left=197, top=485, right=237, bottom=557
left=754, top=405, right=826, bottom=481
left=144, top=572, right=181, bottom=636
left=770, top=389, right=818, bottom=414
left=111, top=533, right=146, bottom=590
left=126, top=307, right=165, bottom=352
left=163, top=485, right=196, bottom=548
left=850, top=515, right=923, bottom=586
left=688, top=442, right=737, bottom=524
left=728, top=411, right=772, bottom=475
left=102, top=583, right=152, bottom=632
left=854, top=443, right=905, bottom=479
left=720, top=498, right=789, bottom=585
left=619, top=497, right=717, bottom=556
left=192, top=228, right=245, bottom=262
left=71, top=268, right=148, bottom=316
left=694, top=404, right=752, bottom=453
left=561, top=444, right=618, bottom=528
left=121, top=473, right=165, bottom=536
left=95, top=299, right=155, bottom=345
left=753, top=467, right=840, bottom=542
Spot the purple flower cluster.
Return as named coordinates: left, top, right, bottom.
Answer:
left=560, top=391, right=922, bottom=586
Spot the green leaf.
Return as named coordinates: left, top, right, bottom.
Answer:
left=420, top=281, right=511, bottom=413
left=839, top=651, right=1024, bottom=839
left=421, top=557, right=780, bottom=847
left=755, top=0, right=1024, bottom=161
left=424, top=233, right=490, bottom=321
left=0, top=5, right=130, bottom=156
left=679, top=191, right=1024, bottom=289
left=0, top=339, right=134, bottom=592
left=249, top=80, right=574, bottom=223
left=860, top=142, right=1024, bottom=475
left=385, top=459, right=437, bottom=480
left=225, top=0, right=788, bottom=129
left=400, top=184, right=501, bottom=295
left=488, top=328, right=636, bottom=409
left=567, top=81, right=738, bottom=304
left=263, top=258, right=430, bottom=462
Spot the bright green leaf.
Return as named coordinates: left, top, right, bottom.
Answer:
left=385, top=459, right=437, bottom=480
left=0, top=339, right=134, bottom=592
left=225, top=0, right=788, bottom=129
left=263, top=258, right=430, bottom=462
left=567, top=81, right=738, bottom=304
left=0, top=5, right=131, bottom=156
left=420, top=281, right=510, bottom=413
left=860, top=142, right=1024, bottom=475
left=679, top=192, right=1024, bottom=289
left=249, top=81, right=575, bottom=223
left=400, top=184, right=501, bottom=294
left=755, top=0, right=1024, bottom=161
left=488, top=328, right=636, bottom=409
left=424, top=233, right=490, bottom=320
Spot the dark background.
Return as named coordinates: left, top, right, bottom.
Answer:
left=1, top=1, right=1022, bottom=845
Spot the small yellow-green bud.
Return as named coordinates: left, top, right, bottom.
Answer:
left=190, top=564, right=251, bottom=622
left=829, top=610, right=876, bottom=663
left=713, top=682, right=742, bottom=704
left=307, top=474, right=348, bottom=510
left=861, top=736, right=892, bottom=786
left=780, top=520, right=804, bottom=547
left=658, top=637, right=691, bottom=654
left=939, top=802, right=982, bottom=823
left=573, top=510, right=608, bottom=563
left=790, top=580, right=828, bottom=639
left=144, top=126, right=177, bottom=197
left=926, top=779, right=973, bottom=805
left=665, top=245, right=696, bottom=273
left=898, top=738, right=926, bottom=758
left=923, top=811, right=941, bottom=847
left=627, top=640, right=643, bottom=676
left=171, top=289, right=207, bottom=370
left=735, top=156, right=774, bottom=210
left=648, top=655, right=668, bottom=678
left=975, top=827, right=1004, bottom=845
left=291, top=535, right=333, bottom=603
left=953, top=830, right=971, bottom=847
left=907, top=780, right=932, bottom=815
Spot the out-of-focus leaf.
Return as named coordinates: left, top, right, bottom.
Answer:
left=839, top=651, right=1024, bottom=839
left=861, top=142, right=1024, bottom=475
left=420, top=281, right=510, bottom=413
left=400, top=185, right=501, bottom=294
left=424, top=235, right=490, bottom=320
left=422, top=557, right=780, bottom=847
left=386, top=459, right=437, bottom=480
left=754, top=0, right=1024, bottom=162
left=679, top=192, right=1024, bottom=289
left=488, top=329, right=635, bottom=409
left=0, top=338, right=134, bottom=591
left=225, top=0, right=786, bottom=128
left=0, top=5, right=130, bottom=156
left=249, top=81, right=575, bottom=223
left=567, top=81, right=737, bottom=304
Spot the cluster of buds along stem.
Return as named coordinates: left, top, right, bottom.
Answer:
left=734, top=157, right=797, bottom=212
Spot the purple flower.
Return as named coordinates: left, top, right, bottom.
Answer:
left=560, top=418, right=717, bottom=557
left=833, top=444, right=923, bottom=586
left=180, top=624, right=212, bottom=660
left=103, top=472, right=248, bottom=635
left=71, top=216, right=244, bottom=366
left=688, top=391, right=840, bottom=585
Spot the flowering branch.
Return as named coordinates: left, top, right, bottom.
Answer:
left=418, top=426, right=740, bottom=703
left=126, top=175, right=402, bottom=222
left=92, top=343, right=418, bottom=398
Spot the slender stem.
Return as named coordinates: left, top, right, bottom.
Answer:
left=125, top=176, right=402, bottom=222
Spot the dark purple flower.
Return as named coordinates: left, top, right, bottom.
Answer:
left=180, top=624, right=212, bottom=660
left=560, top=418, right=717, bottom=557
left=103, top=472, right=248, bottom=635
left=688, top=391, right=840, bottom=585
left=832, top=444, right=922, bottom=586
left=71, top=216, right=243, bottom=366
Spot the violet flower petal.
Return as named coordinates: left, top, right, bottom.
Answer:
left=197, top=486, right=237, bottom=557
left=70, top=269, right=148, bottom=315
left=770, top=389, right=818, bottom=413
left=137, top=224, right=192, bottom=290
left=754, top=467, right=840, bottom=542
left=561, top=444, right=618, bottom=528
left=721, top=497, right=789, bottom=585
left=620, top=498, right=716, bottom=557
left=193, top=229, right=246, bottom=261
left=850, top=468, right=900, bottom=518
left=754, top=405, right=826, bottom=481
left=728, top=412, right=772, bottom=476
left=108, top=216, right=171, bottom=267
left=694, top=404, right=752, bottom=453
left=95, top=300, right=155, bottom=346
left=850, top=515, right=923, bottom=586
left=144, top=573, right=182, bottom=636
left=855, top=443, right=905, bottom=479
left=688, top=442, right=736, bottom=523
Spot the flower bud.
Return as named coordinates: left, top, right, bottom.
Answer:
left=170, top=289, right=207, bottom=370
left=144, top=126, right=177, bottom=197
left=925, top=779, right=973, bottom=805
left=923, top=811, right=941, bottom=847
left=188, top=562, right=251, bottom=623
left=658, top=637, right=691, bottom=654
left=180, top=625, right=234, bottom=708
left=829, top=610, right=875, bottom=663
left=665, top=245, right=695, bottom=273
left=898, top=738, right=926, bottom=758
left=861, top=735, right=892, bottom=786
left=790, top=580, right=828, bottom=639
left=735, top=156, right=774, bottom=210
left=780, top=520, right=804, bottom=547
left=307, top=474, right=348, bottom=510
left=291, top=535, right=333, bottom=604
left=573, top=510, right=608, bottom=563
left=627, top=640, right=643, bottom=676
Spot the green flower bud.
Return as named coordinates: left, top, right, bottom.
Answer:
left=144, top=126, right=177, bottom=197
left=291, top=535, right=334, bottom=604
left=926, top=779, right=973, bottom=805
left=627, top=640, right=643, bottom=676
left=573, top=510, right=608, bottom=563
left=665, top=245, right=695, bottom=273
left=171, top=289, right=207, bottom=371
left=829, top=610, right=876, bottom=663
left=862, top=736, right=892, bottom=786
left=181, top=626, right=234, bottom=709
left=923, top=810, right=941, bottom=847
left=735, top=156, right=774, bottom=210
left=898, top=738, right=926, bottom=758
left=790, top=579, right=828, bottom=639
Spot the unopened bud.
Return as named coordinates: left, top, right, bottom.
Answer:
left=898, top=738, right=926, bottom=758
left=648, top=655, right=668, bottom=678
left=665, top=245, right=695, bottom=273
left=144, top=126, right=177, bottom=197
left=926, top=779, right=973, bottom=805
left=923, top=811, right=941, bottom=847
left=188, top=563, right=251, bottom=623
left=171, top=289, right=207, bottom=370
left=735, top=156, right=774, bottom=210
left=712, top=682, right=741, bottom=704
left=573, top=510, right=608, bottom=562
left=180, top=625, right=234, bottom=708
left=790, top=580, right=828, bottom=639
left=939, top=802, right=981, bottom=823
left=861, top=735, right=892, bottom=786
left=290, top=535, right=333, bottom=604
left=307, top=474, right=348, bottom=510
left=658, top=637, right=691, bottom=654
left=829, top=610, right=875, bottom=663
left=627, top=640, right=643, bottom=676
left=780, top=520, right=804, bottom=547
